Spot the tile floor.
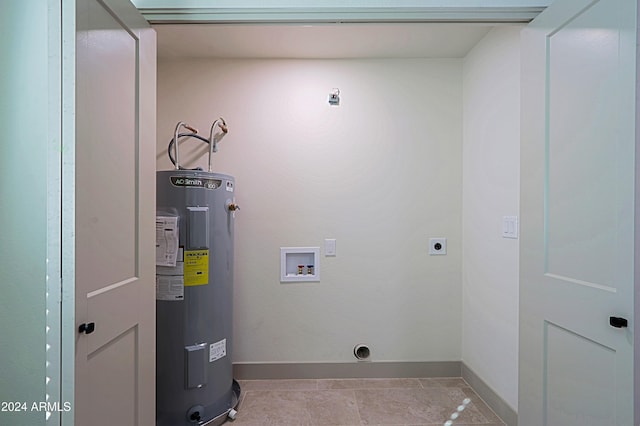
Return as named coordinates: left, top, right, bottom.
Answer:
left=231, top=377, right=505, bottom=426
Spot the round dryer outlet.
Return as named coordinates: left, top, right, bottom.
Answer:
left=353, top=344, right=371, bottom=361
left=429, top=238, right=447, bottom=255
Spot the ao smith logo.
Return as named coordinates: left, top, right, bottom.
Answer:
left=170, top=176, right=221, bottom=189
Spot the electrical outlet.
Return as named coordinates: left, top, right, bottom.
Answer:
left=429, top=238, right=447, bottom=255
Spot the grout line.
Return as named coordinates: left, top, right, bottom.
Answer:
left=352, top=388, right=364, bottom=426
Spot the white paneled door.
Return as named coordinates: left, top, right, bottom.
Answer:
left=520, top=0, right=636, bottom=425
left=74, top=0, right=156, bottom=425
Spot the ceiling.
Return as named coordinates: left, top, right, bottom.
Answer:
left=154, top=23, right=498, bottom=60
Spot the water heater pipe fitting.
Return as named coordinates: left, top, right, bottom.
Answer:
left=173, top=121, right=197, bottom=170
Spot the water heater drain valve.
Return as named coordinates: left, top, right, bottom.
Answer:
left=186, top=405, right=204, bottom=424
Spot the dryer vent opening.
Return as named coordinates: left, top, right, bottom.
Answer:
left=353, top=344, right=371, bottom=361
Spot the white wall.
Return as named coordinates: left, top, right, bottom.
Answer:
left=462, top=26, right=522, bottom=410
left=157, top=58, right=463, bottom=363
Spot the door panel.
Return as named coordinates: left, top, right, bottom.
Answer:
left=75, top=0, right=155, bottom=425
left=545, top=321, right=616, bottom=426
left=520, top=0, right=636, bottom=425
left=76, top=0, right=137, bottom=303
left=86, top=278, right=139, bottom=355
left=546, top=0, right=629, bottom=290
left=87, top=326, right=138, bottom=424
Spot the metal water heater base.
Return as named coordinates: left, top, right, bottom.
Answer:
left=200, top=380, right=241, bottom=426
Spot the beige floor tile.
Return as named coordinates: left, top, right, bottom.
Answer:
left=440, top=387, right=498, bottom=424
left=355, top=387, right=489, bottom=425
left=232, top=389, right=360, bottom=426
left=419, top=377, right=469, bottom=388
left=453, top=424, right=506, bottom=426
left=231, top=377, right=505, bottom=426
left=231, top=390, right=313, bottom=426
left=318, top=378, right=422, bottom=390
left=239, top=379, right=319, bottom=392
left=456, top=386, right=505, bottom=424
left=304, top=389, right=362, bottom=425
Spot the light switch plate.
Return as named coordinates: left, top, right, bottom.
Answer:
left=502, top=216, right=518, bottom=239
left=324, top=239, right=336, bottom=256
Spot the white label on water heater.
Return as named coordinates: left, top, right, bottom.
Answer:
left=156, top=216, right=179, bottom=267
left=210, top=339, right=227, bottom=362
left=155, top=274, right=184, bottom=301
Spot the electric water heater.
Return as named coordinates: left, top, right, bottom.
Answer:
left=156, top=120, right=240, bottom=426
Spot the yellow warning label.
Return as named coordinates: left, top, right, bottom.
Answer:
left=184, top=249, right=209, bottom=286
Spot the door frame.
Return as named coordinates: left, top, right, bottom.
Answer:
left=54, top=1, right=640, bottom=425
left=61, top=0, right=76, bottom=424
left=635, top=0, right=640, bottom=421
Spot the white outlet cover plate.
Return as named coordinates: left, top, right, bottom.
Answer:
left=429, top=238, right=447, bottom=255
